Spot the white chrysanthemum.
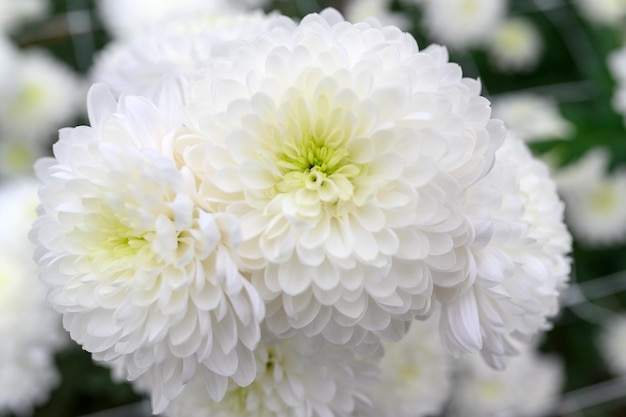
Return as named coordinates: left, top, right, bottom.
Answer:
left=0, top=48, right=83, bottom=141
left=0, top=179, right=65, bottom=416
left=448, top=346, right=563, bottom=417
left=91, top=11, right=290, bottom=97
left=178, top=8, right=506, bottom=347
left=0, top=0, right=47, bottom=32
left=30, top=84, right=265, bottom=413
left=555, top=148, right=626, bottom=246
left=419, top=0, right=508, bottom=50
left=489, top=17, right=543, bottom=73
left=439, top=135, right=571, bottom=367
left=607, top=46, right=626, bottom=119
left=343, top=0, right=411, bottom=30
left=491, top=93, right=573, bottom=142
left=97, top=0, right=270, bottom=38
left=164, top=333, right=378, bottom=417
left=609, top=45, right=626, bottom=83
left=367, top=316, right=452, bottom=417
left=575, top=0, right=626, bottom=26
left=0, top=137, right=45, bottom=179
left=598, top=314, right=626, bottom=375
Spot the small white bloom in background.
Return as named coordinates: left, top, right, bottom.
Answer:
left=448, top=345, right=563, bottom=417
left=439, top=135, right=571, bottom=367
left=608, top=45, right=626, bottom=84
left=575, top=0, right=626, bottom=26
left=164, top=332, right=378, bottom=417
left=492, top=93, right=574, bottom=142
left=419, top=0, right=508, bottom=50
left=489, top=17, right=543, bottom=73
left=0, top=48, right=83, bottom=178
left=91, top=11, right=291, bottom=97
left=607, top=45, right=626, bottom=120
left=343, top=0, right=411, bottom=30
left=179, top=8, right=506, bottom=349
left=555, top=148, right=626, bottom=247
left=0, top=179, right=65, bottom=416
left=367, top=316, right=452, bottom=417
left=30, top=84, right=265, bottom=413
left=0, top=48, right=83, bottom=137
left=0, top=0, right=47, bottom=33
left=96, top=0, right=270, bottom=39
left=598, top=314, right=626, bottom=375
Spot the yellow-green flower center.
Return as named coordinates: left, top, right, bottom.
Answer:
left=85, top=208, right=151, bottom=275
left=478, top=380, right=504, bottom=399
left=2, top=141, right=34, bottom=174
left=589, top=184, right=618, bottom=214
left=272, top=117, right=362, bottom=206
left=7, top=81, right=46, bottom=117
left=276, top=137, right=360, bottom=197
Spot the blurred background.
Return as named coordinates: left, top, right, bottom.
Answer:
left=2, top=0, right=626, bottom=416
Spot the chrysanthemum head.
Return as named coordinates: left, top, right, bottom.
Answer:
left=179, top=8, right=505, bottom=347
left=492, top=93, right=573, bottom=142
left=30, top=84, right=264, bottom=413
left=420, top=0, right=508, bottom=50
left=438, top=135, right=571, bottom=366
left=164, top=334, right=378, bottom=417
left=0, top=179, right=65, bottom=415
left=555, top=148, right=626, bottom=246
left=489, top=17, right=543, bottom=73
left=598, top=314, right=626, bottom=375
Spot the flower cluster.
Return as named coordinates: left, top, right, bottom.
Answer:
left=0, top=179, right=65, bottom=415
left=30, top=6, right=571, bottom=416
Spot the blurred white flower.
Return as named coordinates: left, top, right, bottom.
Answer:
left=0, top=179, right=65, bottom=416
left=30, top=84, right=265, bottom=413
left=491, top=93, right=573, bottom=142
left=178, top=8, right=505, bottom=347
left=419, top=0, right=508, bottom=50
left=367, top=315, right=452, bottom=417
left=555, top=148, right=626, bottom=246
left=607, top=45, right=626, bottom=119
left=164, top=332, right=378, bottom=417
left=489, top=17, right=543, bottom=73
left=0, top=48, right=83, bottom=177
left=343, top=0, right=411, bottom=29
left=91, top=11, right=290, bottom=97
left=439, top=135, right=571, bottom=367
left=448, top=345, right=563, bottom=417
left=97, top=0, right=270, bottom=38
left=598, top=314, right=626, bottom=375
left=575, top=0, right=626, bottom=26
left=0, top=0, right=47, bottom=33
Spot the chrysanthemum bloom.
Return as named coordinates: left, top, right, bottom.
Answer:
left=343, top=0, right=411, bottom=30
left=448, top=345, right=563, bottom=417
left=438, top=135, right=571, bottom=367
left=418, top=0, right=508, bottom=50
left=598, top=314, right=626, bottom=375
left=367, top=315, right=452, bottom=417
left=0, top=48, right=83, bottom=141
left=164, top=332, right=378, bottom=417
left=97, top=0, right=270, bottom=39
left=178, top=8, right=505, bottom=348
left=30, top=84, right=265, bottom=412
left=0, top=0, right=47, bottom=33
left=607, top=45, right=626, bottom=120
left=491, top=93, right=573, bottom=142
left=91, top=11, right=291, bottom=97
left=555, top=148, right=626, bottom=247
left=489, top=17, right=543, bottom=73
left=575, top=0, right=626, bottom=26
left=0, top=179, right=65, bottom=416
